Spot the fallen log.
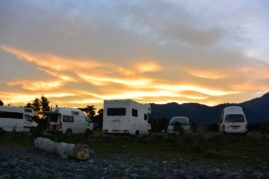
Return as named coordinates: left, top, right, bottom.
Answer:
left=34, top=137, right=94, bottom=160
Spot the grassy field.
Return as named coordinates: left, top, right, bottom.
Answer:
left=1, top=130, right=269, bottom=166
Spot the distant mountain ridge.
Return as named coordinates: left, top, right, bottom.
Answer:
left=149, top=92, right=269, bottom=125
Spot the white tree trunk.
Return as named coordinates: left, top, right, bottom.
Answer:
left=34, top=137, right=93, bottom=160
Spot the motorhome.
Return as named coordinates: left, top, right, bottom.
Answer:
left=46, top=107, right=93, bottom=135
left=219, top=106, right=248, bottom=134
left=0, top=106, right=37, bottom=132
left=102, top=99, right=151, bottom=135
left=167, top=116, right=191, bottom=134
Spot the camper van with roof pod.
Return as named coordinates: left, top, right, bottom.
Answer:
left=219, top=106, right=248, bottom=134
left=45, top=107, right=93, bottom=135
left=0, top=106, right=37, bottom=132
left=102, top=99, right=151, bottom=135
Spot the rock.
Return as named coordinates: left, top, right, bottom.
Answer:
left=214, top=168, right=221, bottom=174
left=0, top=162, right=9, bottom=168
left=252, top=171, right=264, bottom=179
left=226, top=172, right=242, bottom=179
left=88, top=159, right=95, bottom=164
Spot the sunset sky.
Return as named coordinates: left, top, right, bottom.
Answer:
left=0, top=0, right=269, bottom=109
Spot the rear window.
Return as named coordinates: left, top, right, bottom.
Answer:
left=169, top=117, right=189, bottom=126
left=132, top=109, right=138, bottom=117
left=0, top=111, right=23, bottom=119
left=63, top=115, right=74, bottom=122
left=144, top=114, right=148, bottom=120
left=107, top=108, right=126, bottom=116
left=225, top=114, right=245, bottom=123
left=48, top=114, right=60, bottom=122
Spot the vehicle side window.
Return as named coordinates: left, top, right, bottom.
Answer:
left=144, top=114, right=148, bottom=120
left=63, top=115, right=74, bottom=122
left=107, top=108, right=126, bottom=116
left=132, top=109, right=138, bottom=117
left=0, top=111, right=23, bottom=119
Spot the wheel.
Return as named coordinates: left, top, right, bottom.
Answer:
left=135, top=130, right=140, bottom=136
left=66, top=129, right=72, bottom=136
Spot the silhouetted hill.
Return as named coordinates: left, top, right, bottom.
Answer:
left=150, top=92, right=269, bottom=126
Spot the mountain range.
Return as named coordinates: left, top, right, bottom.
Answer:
left=149, top=92, right=269, bottom=126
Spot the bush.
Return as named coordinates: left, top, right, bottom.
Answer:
left=85, top=129, right=93, bottom=136
left=207, top=123, right=219, bottom=132
left=173, top=122, right=184, bottom=136
left=0, top=128, right=5, bottom=136
left=30, top=127, right=44, bottom=138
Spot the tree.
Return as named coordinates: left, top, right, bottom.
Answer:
left=94, top=108, right=103, bottom=130
left=40, top=96, right=50, bottom=112
left=25, top=102, right=32, bottom=108
left=80, top=105, right=96, bottom=119
left=0, top=100, right=3, bottom=106
left=32, top=98, right=41, bottom=116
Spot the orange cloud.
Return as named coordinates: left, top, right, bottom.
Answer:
left=186, top=69, right=228, bottom=79
left=0, top=91, right=74, bottom=104
left=135, top=61, right=162, bottom=73
left=78, top=73, right=152, bottom=86
left=7, top=80, right=64, bottom=91
left=0, top=45, right=103, bottom=71
left=38, top=68, right=75, bottom=82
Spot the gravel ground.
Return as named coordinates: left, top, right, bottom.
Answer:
left=0, top=147, right=268, bottom=179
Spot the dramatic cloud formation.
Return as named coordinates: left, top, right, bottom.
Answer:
left=0, top=0, right=268, bottom=108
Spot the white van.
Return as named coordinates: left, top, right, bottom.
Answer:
left=167, top=116, right=191, bottom=134
left=0, top=106, right=38, bottom=132
left=219, top=106, right=248, bottom=134
left=102, top=99, right=151, bottom=135
left=46, top=107, right=93, bottom=135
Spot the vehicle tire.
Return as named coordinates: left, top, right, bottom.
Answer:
left=135, top=130, right=140, bottom=136
left=66, top=129, right=72, bottom=136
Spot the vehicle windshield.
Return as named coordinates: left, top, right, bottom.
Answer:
left=169, top=117, right=189, bottom=126
left=225, top=114, right=245, bottom=123
left=24, top=115, right=33, bottom=122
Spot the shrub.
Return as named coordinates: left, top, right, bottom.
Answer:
left=0, top=128, right=5, bottom=136
left=30, top=127, right=44, bottom=138
left=85, top=129, right=93, bottom=136
left=173, top=122, right=184, bottom=136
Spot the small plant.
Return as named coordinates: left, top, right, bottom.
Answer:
left=0, top=128, right=5, bottom=136
left=85, top=129, right=93, bottom=136
left=30, top=127, right=44, bottom=138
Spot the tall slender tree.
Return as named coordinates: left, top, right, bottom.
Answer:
left=32, top=98, right=41, bottom=116
left=80, top=105, right=96, bottom=119
left=40, top=96, right=50, bottom=112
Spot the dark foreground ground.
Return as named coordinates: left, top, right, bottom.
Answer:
left=0, top=147, right=268, bottom=179
left=1, top=131, right=269, bottom=178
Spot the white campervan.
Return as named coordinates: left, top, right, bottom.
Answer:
left=0, top=106, right=37, bottom=132
left=46, top=107, right=93, bottom=135
left=102, top=99, right=151, bottom=135
left=219, top=106, right=248, bottom=134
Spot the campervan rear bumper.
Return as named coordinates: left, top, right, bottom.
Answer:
left=103, top=129, right=130, bottom=134
left=47, top=130, right=63, bottom=135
